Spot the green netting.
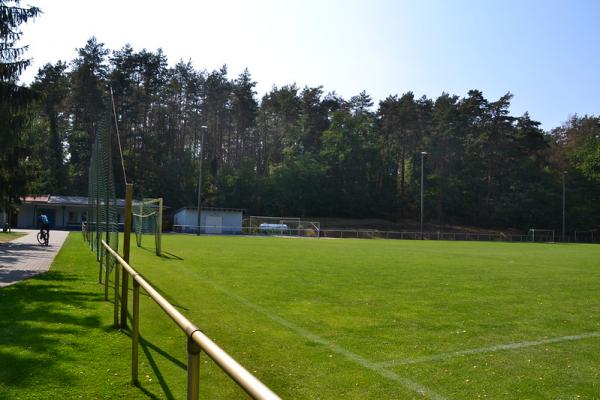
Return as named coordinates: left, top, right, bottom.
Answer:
left=85, top=110, right=119, bottom=265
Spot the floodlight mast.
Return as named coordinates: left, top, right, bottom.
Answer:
left=197, top=126, right=208, bottom=235
left=562, top=171, right=567, bottom=242
left=420, top=151, right=427, bottom=239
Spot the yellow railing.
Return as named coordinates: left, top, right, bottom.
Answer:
left=101, top=240, right=281, bottom=400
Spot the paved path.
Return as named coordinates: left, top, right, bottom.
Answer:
left=0, top=229, right=70, bottom=288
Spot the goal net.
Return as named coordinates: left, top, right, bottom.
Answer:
left=527, top=229, right=555, bottom=242
left=133, top=198, right=163, bottom=255
left=574, top=229, right=598, bottom=243
left=247, top=216, right=320, bottom=238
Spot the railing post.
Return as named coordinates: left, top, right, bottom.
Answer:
left=132, top=279, right=140, bottom=385
left=114, top=262, right=120, bottom=328
left=187, top=336, right=201, bottom=400
left=121, top=183, right=133, bottom=329
left=104, top=249, right=110, bottom=301
left=98, top=253, right=103, bottom=284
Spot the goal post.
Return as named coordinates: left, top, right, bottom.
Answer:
left=527, top=229, right=555, bottom=242
left=133, top=197, right=163, bottom=256
left=247, top=216, right=320, bottom=238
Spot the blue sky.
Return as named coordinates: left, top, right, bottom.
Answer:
left=19, top=0, right=600, bottom=130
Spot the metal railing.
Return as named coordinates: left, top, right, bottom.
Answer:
left=100, top=240, right=281, bottom=400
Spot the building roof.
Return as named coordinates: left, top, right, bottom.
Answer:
left=22, top=195, right=50, bottom=203
left=21, top=195, right=155, bottom=208
left=48, top=195, right=90, bottom=205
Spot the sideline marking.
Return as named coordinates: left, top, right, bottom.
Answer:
left=202, top=279, right=448, bottom=400
left=376, top=331, right=600, bottom=368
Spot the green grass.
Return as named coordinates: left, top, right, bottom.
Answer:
left=0, top=232, right=25, bottom=242
left=0, top=234, right=153, bottom=399
left=2, top=234, right=600, bottom=399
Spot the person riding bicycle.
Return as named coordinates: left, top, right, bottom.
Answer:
left=39, top=213, right=50, bottom=243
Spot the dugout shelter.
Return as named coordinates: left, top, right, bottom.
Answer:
left=173, top=207, right=243, bottom=234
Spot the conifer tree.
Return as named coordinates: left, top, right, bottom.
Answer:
left=0, top=0, right=40, bottom=220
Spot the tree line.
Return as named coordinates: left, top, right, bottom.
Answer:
left=3, top=26, right=600, bottom=231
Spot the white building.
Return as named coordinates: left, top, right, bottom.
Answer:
left=173, top=207, right=243, bottom=234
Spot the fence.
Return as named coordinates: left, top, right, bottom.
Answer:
left=574, top=230, right=599, bottom=243
left=319, top=229, right=574, bottom=242
left=170, top=224, right=598, bottom=244
left=100, top=240, right=280, bottom=400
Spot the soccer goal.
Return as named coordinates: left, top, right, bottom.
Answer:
left=248, top=216, right=320, bottom=238
left=133, top=198, right=163, bottom=255
left=574, top=229, right=598, bottom=243
left=527, top=229, right=555, bottom=242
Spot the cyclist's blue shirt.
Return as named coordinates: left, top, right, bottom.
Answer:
left=40, top=215, right=49, bottom=225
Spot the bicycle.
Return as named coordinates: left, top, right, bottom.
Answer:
left=37, top=230, right=49, bottom=246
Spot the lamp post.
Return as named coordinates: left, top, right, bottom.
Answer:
left=197, top=125, right=208, bottom=235
left=562, top=170, right=566, bottom=242
left=420, top=151, right=427, bottom=239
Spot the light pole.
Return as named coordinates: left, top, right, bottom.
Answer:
left=562, top=170, right=566, bottom=242
left=420, top=151, right=427, bottom=239
left=197, top=125, right=208, bottom=235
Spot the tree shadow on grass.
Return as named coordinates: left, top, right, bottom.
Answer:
left=0, top=270, right=103, bottom=391
left=0, top=238, right=191, bottom=399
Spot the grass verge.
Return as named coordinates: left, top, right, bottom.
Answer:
left=0, top=233, right=187, bottom=399
left=0, top=232, right=25, bottom=242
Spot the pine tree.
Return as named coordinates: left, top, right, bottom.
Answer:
left=0, top=0, right=40, bottom=220
left=31, top=61, right=69, bottom=192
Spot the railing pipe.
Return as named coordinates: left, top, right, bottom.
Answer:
left=101, top=240, right=280, bottom=400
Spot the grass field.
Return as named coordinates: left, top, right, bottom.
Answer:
left=2, top=234, right=600, bottom=399
left=0, top=232, right=25, bottom=242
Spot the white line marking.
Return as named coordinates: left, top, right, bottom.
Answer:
left=202, top=279, right=448, bottom=400
left=376, top=331, right=600, bottom=368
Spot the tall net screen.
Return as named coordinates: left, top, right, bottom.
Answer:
left=85, top=112, right=119, bottom=264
